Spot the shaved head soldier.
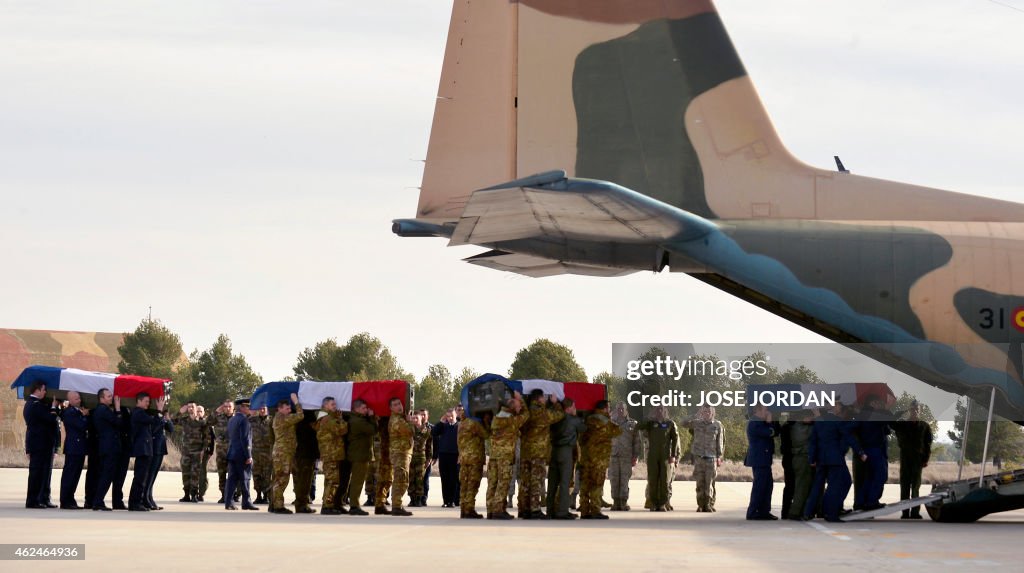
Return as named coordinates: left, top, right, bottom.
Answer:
left=316, top=396, right=348, bottom=515
left=269, top=393, right=303, bottom=514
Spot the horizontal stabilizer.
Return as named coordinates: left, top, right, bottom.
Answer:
left=449, top=173, right=717, bottom=247
left=464, top=250, right=636, bottom=278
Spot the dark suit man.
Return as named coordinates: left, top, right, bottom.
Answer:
left=146, top=413, right=174, bottom=510
left=224, top=399, right=257, bottom=510
left=111, top=405, right=133, bottom=509
left=432, top=409, right=460, bottom=507
left=744, top=405, right=778, bottom=520
left=804, top=405, right=865, bottom=522
left=60, top=391, right=89, bottom=509
left=24, top=382, right=60, bottom=508
left=91, top=388, right=121, bottom=511
left=83, top=410, right=99, bottom=508
left=128, top=393, right=165, bottom=511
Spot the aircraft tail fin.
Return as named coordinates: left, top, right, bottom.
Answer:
left=413, top=0, right=1024, bottom=224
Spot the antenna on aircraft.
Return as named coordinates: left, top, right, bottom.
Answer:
left=834, top=156, right=850, bottom=174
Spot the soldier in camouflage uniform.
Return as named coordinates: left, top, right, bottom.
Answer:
left=315, top=397, right=348, bottom=515
left=387, top=398, right=415, bottom=516
left=364, top=434, right=380, bottom=506
left=373, top=417, right=393, bottom=514
left=517, top=390, right=564, bottom=519
left=172, top=402, right=206, bottom=502
left=210, top=399, right=236, bottom=503
left=408, top=412, right=432, bottom=507
left=640, top=406, right=680, bottom=512
left=609, top=402, right=641, bottom=511
left=579, top=400, right=622, bottom=519
left=486, top=393, right=529, bottom=520
left=682, top=406, right=724, bottom=512
left=249, top=406, right=273, bottom=504
left=458, top=413, right=489, bottom=519
left=197, top=405, right=214, bottom=501
left=345, top=400, right=376, bottom=515
left=269, top=393, right=303, bottom=514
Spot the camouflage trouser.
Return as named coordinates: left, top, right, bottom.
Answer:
left=408, top=455, right=426, bottom=500
left=199, top=451, right=212, bottom=495
left=390, top=452, right=411, bottom=510
left=486, top=456, right=514, bottom=514
left=516, top=457, right=548, bottom=513
left=694, top=457, right=717, bottom=510
left=365, top=459, right=377, bottom=499
left=322, top=459, right=342, bottom=509
left=459, top=460, right=484, bottom=513
left=609, top=456, right=633, bottom=501
left=270, top=449, right=294, bottom=510
left=374, top=456, right=393, bottom=509
left=253, top=452, right=272, bottom=496
left=580, top=461, right=610, bottom=517
left=180, top=450, right=203, bottom=491
left=216, top=445, right=229, bottom=494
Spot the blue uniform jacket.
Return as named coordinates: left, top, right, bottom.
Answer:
left=227, top=412, right=252, bottom=462
left=744, top=420, right=776, bottom=468
left=151, top=416, right=174, bottom=456
left=24, top=395, right=60, bottom=455
left=61, top=407, right=88, bottom=456
left=93, top=403, right=122, bottom=455
left=130, top=408, right=162, bottom=457
left=808, top=415, right=863, bottom=466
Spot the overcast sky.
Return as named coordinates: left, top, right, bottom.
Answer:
left=2, top=0, right=1023, bottom=383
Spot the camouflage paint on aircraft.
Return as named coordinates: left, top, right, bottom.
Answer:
left=397, top=1, right=1024, bottom=421
left=0, top=329, right=125, bottom=449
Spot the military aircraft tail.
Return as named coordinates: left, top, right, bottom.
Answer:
left=415, top=0, right=1024, bottom=224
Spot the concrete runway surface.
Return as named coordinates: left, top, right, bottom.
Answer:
left=0, top=468, right=1020, bottom=572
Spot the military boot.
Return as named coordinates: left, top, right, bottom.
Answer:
left=610, top=498, right=623, bottom=511
left=601, top=498, right=612, bottom=509
left=392, top=507, right=413, bottom=517
left=374, top=505, right=389, bottom=515
left=179, top=489, right=191, bottom=503
left=190, top=489, right=200, bottom=503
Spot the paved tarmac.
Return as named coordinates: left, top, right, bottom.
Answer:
left=0, top=468, right=1020, bottom=572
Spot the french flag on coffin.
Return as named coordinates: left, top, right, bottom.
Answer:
left=250, top=380, right=411, bottom=414
left=10, top=365, right=168, bottom=408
